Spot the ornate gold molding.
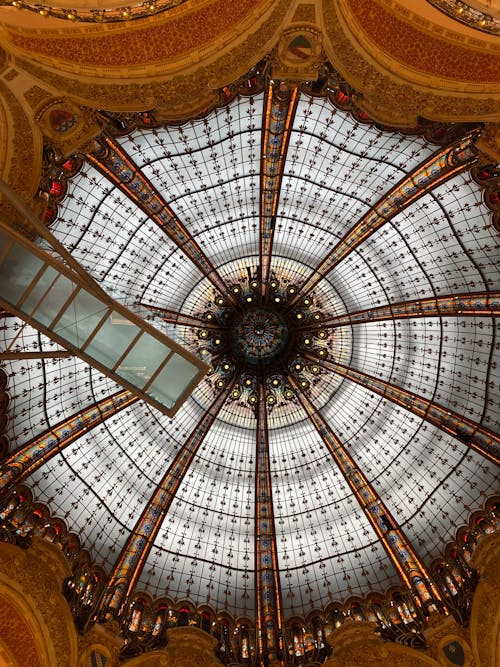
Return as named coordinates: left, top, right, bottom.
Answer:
left=23, top=85, right=53, bottom=111
left=35, top=97, right=101, bottom=156
left=292, top=3, right=317, bottom=22
left=339, top=0, right=500, bottom=87
left=324, top=620, right=442, bottom=667
left=0, top=0, right=276, bottom=77
left=8, top=0, right=287, bottom=115
left=273, top=27, right=323, bottom=81
left=426, top=0, right=500, bottom=36
left=0, top=80, right=42, bottom=221
left=424, top=616, right=475, bottom=667
left=78, top=622, right=123, bottom=667
left=322, top=0, right=500, bottom=126
left=0, top=0, right=189, bottom=25
left=468, top=532, right=500, bottom=667
left=0, top=539, right=79, bottom=667
left=119, top=627, right=221, bottom=667
left=0, top=46, right=7, bottom=75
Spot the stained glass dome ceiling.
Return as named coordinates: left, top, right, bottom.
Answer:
left=1, top=78, right=499, bottom=625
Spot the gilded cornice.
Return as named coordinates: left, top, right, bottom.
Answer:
left=341, top=0, right=500, bottom=84
left=0, top=0, right=277, bottom=76
left=322, top=0, right=500, bottom=125
left=11, top=0, right=289, bottom=115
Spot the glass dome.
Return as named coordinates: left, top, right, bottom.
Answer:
left=1, top=74, right=499, bottom=640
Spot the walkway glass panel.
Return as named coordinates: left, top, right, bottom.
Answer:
left=0, top=228, right=207, bottom=415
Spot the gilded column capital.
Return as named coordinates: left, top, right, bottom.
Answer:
left=469, top=530, right=500, bottom=582
left=78, top=622, right=123, bottom=667
left=467, top=532, right=500, bottom=667
left=118, top=627, right=222, bottom=667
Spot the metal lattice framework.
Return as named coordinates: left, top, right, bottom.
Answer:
left=1, top=70, right=499, bottom=665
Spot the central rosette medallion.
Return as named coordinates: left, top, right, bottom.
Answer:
left=229, top=307, right=290, bottom=366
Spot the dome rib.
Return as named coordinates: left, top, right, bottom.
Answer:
left=259, top=83, right=299, bottom=294
left=85, top=134, right=238, bottom=307
left=99, top=376, right=237, bottom=620
left=288, top=373, right=445, bottom=608
left=306, top=353, right=499, bottom=465
left=0, top=388, right=137, bottom=493
left=286, top=132, right=480, bottom=309
left=1, top=72, right=498, bottom=661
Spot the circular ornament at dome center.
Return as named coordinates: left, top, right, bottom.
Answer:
left=230, top=308, right=290, bottom=366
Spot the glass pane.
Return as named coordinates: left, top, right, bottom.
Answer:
left=53, top=289, right=109, bottom=348
left=147, top=353, right=201, bottom=408
left=0, top=230, right=14, bottom=259
left=22, top=265, right=59, bottom=314
left=0, top=237, right=45, bottom=305
left=84, top=311, right=140, bottom=369
left=116, top=332, right=173, bottom=389
left=29, top=273, right=77, bottom=327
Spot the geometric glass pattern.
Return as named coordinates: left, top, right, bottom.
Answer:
left=1, top=86, right=499, bottom=632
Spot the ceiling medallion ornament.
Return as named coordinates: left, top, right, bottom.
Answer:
left=274, top=28, right=323, bottom=82
left=229, top=307, right=291, bottom=367
left=187, top=267, right=350, bottom=419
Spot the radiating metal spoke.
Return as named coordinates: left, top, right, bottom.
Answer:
left=99, top=378, right=237, bottom=618
left=259, top=83, right=298, bottom=300
left=303, top=354, right=500, bottom=465
left=289, top=375, right=445, bottom=608
left=0, top=389, right=137, bottom=494
left=287, top=133, right=479, bottom=309
left=85, top=134, right=237, bottom=306
left=299, top=291, right=500, bottom=331
left=255, top=379, right=284, bottom=664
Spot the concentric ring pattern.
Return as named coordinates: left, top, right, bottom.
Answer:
left=1, top=88, right=499, bottom=624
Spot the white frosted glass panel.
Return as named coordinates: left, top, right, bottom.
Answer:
left=0, top=236, right=44, bottom=304
left=30, top=273, right=76, bottom=327
left=147, top=353, right=200, bottom=407
left=84, top=312, right=140, bottom=368
left=21, top=265, right=59, bottom=313
left=53, top=289, right=109, bottom=347
left=117, top=332, right=173, bottom=389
